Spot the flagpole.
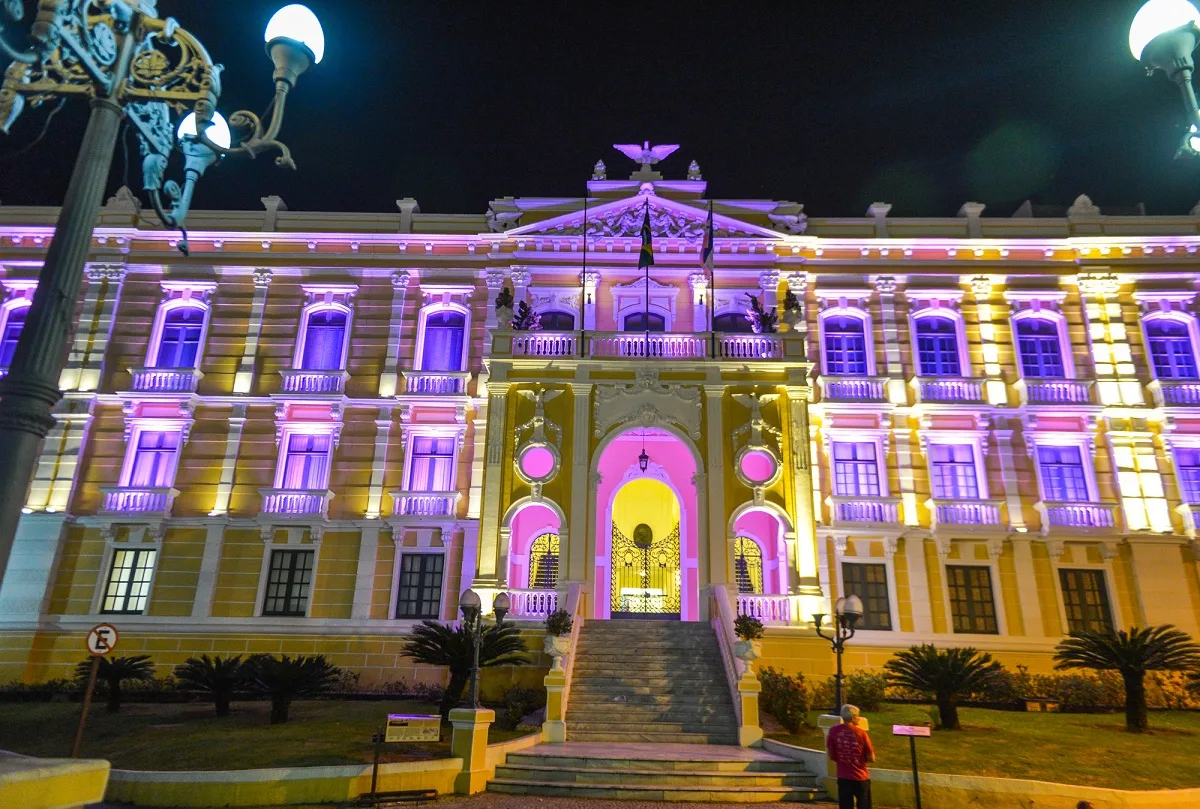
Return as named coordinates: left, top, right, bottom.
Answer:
left=644, top=198, right=650, bottom=359
left=708, top=200, right=716, bottom=359
left=580, top=192, right=588, bottom=358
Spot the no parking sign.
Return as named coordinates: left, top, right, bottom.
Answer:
left=86, top=623, right=119, bottom=656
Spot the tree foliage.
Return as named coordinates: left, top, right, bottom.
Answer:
left=883, top=645, right=1001, bottom=730
left=404, top=620, right=527, bottom=721
left=174, top=655, right=246, bottom=717
left=243, top=654, right=341, bottom=724
left=74, top=655, right=155, bottom=713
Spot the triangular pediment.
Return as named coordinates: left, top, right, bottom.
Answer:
left=503, top=193, right=786, bottom=241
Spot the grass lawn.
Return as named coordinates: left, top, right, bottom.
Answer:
left=0, top=700, right=531, bottom=771
left=768, top=703, right=1200, bottom=790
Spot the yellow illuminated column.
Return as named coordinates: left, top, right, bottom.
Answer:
left=58, top=266, right=107, bottom=391
left=1106, top=419, right=1171, bottom=533
left=233, top=269, right=272, bottom=394
left=364, top=407, right=394, bottom=520
left=874, top=275, right=907, bottom=403
left=79, top=265, right=125, bottom=392
left=1078, top=272, right=1144, bottom=407
left=566, top=383, right=592, bottom=586
left=970, top=275, right=1008, bottom=405
left=704, top=385, right=728, bottom=588
left=377, top=271, right=411, bottom=398
left=475, top=381, right=511, bottom=583
left=209, top=404, right=247, bottom=517
left=784, top=386, right=820, bottom=604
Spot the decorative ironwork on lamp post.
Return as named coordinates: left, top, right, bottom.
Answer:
left=458, top=589, right=510, bottom=709
left=813, top=594, right=863, bottom=715
left=1128, top=0, right=1200, bottom=154
left=0, top=1, right=324, bottom=589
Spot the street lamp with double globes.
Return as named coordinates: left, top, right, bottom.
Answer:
left=813, top=594, right=864, bottom=715
left=0, top=2, right=324, bottom=594
left=1129, top=0, right=1200, bottom=152
left=458, top=589, right=511, bottom=709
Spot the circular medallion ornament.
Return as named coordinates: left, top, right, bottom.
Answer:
left=735, top=446, right=781, bottom=488
left=633, top=523, right=654, bottom=548
left=90, top=22, right=118, bottom=66
left=515, top=442, right=560, bottom=485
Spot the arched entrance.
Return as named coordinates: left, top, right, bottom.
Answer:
left=593, top=426, right=701, bottom=620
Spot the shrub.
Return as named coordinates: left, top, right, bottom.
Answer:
left=1147, top=671, right=1200, bottom=710
left=884, top=645, right=1002, bottom=730
left=74, top=655, right=155, bottom=713
left=497, top=685, right=546, bottom=730
left=404, top=620, right=527, bottom=721
left=174, top=655, right=246, bottom=717
left=759, top=667, right=810, bottom=733
left=244, top=654, right=341, bottom=724
left=334, top=669, right=362, bottom=693
left=843, top=670, right=887, bottom=711
left=808, top=677, right=834, bottom=713
left=0, top=679, right=76, bottom=702
left=1028, top=671, right=1125, bottom=710
left=734, top=615, right=765, bottom=641
left=545, top=609, right=572, bottom=637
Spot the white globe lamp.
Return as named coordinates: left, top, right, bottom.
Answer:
left=1130, top=0, right=1200, bottom=77
left=264, top=4, right=325, bottom=85
left=176, top=111, right=232, bottom=150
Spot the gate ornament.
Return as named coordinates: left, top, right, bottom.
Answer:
left=633, top=523, right=653, bottom=548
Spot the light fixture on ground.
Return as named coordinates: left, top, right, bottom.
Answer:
left=459, top=589, right=511, bottom=708
left=1130, top=0, right=1200, bottom=148
left=0, top=3, right=324, bottom=592
left=813, top=594, right=863, bottom=715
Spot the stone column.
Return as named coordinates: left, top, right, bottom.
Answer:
left=475, top=382, right=511, bottom=582
left=449, top=707, right=495, bottom=794
left=191, top=523, right=226, bottom=618
left=784, top=387, right=820, bottom=600
left=209, top=405, right=247, bottom=517
left=904, top=535, right=934, bottom=633
left=567, top=383, right=592, bottom=585
left=234, top=270, right=272, bottom=394
left=758, top=270, right=780, bottom=312
left=704, top=385, right=727, bottom=587
left=581, top=271, right=600, bottom=331
left=379, top=271, right=411, bottom=397
left=365, top=407, right=394, bottom=520
left=510, top=269, right=531, bottom=306
left=1009, top=536, right=1044, bottom=637
left=542, top=665, right=568, bottom=742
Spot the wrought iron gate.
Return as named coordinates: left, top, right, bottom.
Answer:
left=610, top=522, right=681, bottom=615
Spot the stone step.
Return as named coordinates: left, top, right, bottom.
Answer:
left=505, top=753, right=810, bottom=774
left=494, top=764, right=818, bottom=788
left=564, top=730, right=740, bottom=745
left=570, top=675, right=727, bottom=689
left=487, top=779, right=825, bottom=802
left=574, top=651, right=723, bottom=663
left=569, top=692, right=734, bottom=709
left=571, top=685, right=733, bottom=699
left=567, top=707, right=735, bottom=723
left=568, top=720, right=739, bottom=735
left=572, top=666, right=726, bottom=679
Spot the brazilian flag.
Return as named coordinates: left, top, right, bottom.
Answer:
left=638, top=202, right=654, bottom=269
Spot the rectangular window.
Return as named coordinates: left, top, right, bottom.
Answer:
left=262, top=549, right=314, bottom=616
left=300, top=309, right=348, bottom=370
left=395, top=553, right=444, bottom=619
left=841, top=562, right=891, bottom=630
left=929, top=444, right=979, bottom=499
left=101, top=549, right=157, bottom=614
left=281, top=433, right=332, bottom=490
left=0, top=305, right=28, bottom=368
left=1175, top=448, right=1200, bottom=504
left=947, top=565, right=999, bottom=634
left=1037, top=445, right=1090, bottom=502
left=1016, top=319, right=1065, bottom=378
left=823, top=315, right=868, bottom=376
left=155, top=307, right=204, bottom=369
left=915, top=317, right=961, bottom=376
left=406, top=436, right=456, bottom=492
left=832, top=442, right=880, bottom=497
left=1059, top=568, right=1113, bottom=634
left=128, top=431, right=180, bottom=488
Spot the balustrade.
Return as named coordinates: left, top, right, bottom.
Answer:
left=130, top=367, right=202, bottom=393
left=735, top=594, right=793, bottom=625
left=279, top=369, right=349, bottom=394
left=390, top=490, right=461, bottom=518
left=1019, top=378, right=1093, bottom=405
left=829, top=496, right=902, bottom=525
left=1150, top=380, right=1200, bottom=407
left=819, top=376, right=889, bottom=402
left=100, top=486, right=178, bottom=515
left=400, top=371, right=469, bottom=395
left=508, top=589, right=559, bottom=619
left=259, top=488, right=334, bottom=517
left=494, top=330, right=795, bottom=362
left=912, top=376, right=987, bottom=404
left=1036, top=501, right=1119, bottom=532
left=927, top=498, right=1003, bottom=530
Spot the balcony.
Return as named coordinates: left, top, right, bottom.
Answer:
left=508, top=588, right=559, bottom=619
left=279, top=369, right=349, bottom=394
left=390, top=490, right=461, bottom=518
left=1149, top=379, right=1200, bottom=407
left=911, top=376, right=987, bottom=404
left=818, top=376, right=889, bottom=403
left=828, top=495, right=902, bottom=525
left=400, top=370, right=470, bottom=395
left=926, top=498, right=1004, bottom=531
left=495, top=330, right=801, bottom=362
left=1034, top=500, right=1119, bottom=533
left=100, top=486, right=179, bottom=516
left=259, top=488, right=334, bottom=517
left=1016, top=378, right=1094, bottom=406
left=735, top=594, right=794, bottom=626
left=129, top=367, right=202, bottom=393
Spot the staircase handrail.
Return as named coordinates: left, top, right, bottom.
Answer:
left=560, top=581, right=586, bottom=717
left=709, top=583, right=743, bottom=725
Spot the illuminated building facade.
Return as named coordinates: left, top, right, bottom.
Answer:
left=1, top=158, right=1199, bottom=685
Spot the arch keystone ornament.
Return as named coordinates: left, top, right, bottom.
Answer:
left=593, top=372, right=702, bottom=439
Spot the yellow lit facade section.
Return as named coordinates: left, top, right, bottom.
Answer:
left=0, top=170, right=1198, bottom=691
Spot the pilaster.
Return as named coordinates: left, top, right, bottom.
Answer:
left=1009, top=536, right=1044, bottom=637
left=891, top=412, right=919, bottom=527
left=903, top=535, right=934, bottom=633
left=704, top=385, right=727, bottom=586
left=567, top=383, right=592, bottom=585
left=874, top=276, right=906, bottom=402
left=234, top=270, right=272, bottom=394
left=758, top=270, right=780, bottom=312
left=970, top=275, right=1008, bottom=405
left=58, top=266, right=105, bottom=391
left=379, top=271, right=411, bottom=397
left=689, top=273, right=709, bottom=331
left=1077, top=271, right=1142, bottom=406
left=993, top=425, right=1027, bottom=532
left=581, top=271, right=600, bottom=331
left=475, top=381, right=511, bottom=582
left=351, top=525, right=381, bottom=621
left=191, top=524, right=226, bottom=618
left=783, top=387, right=820, bottom=598
left=0, top=513, right=67, bottom=622
left=209, top=404, right=248, bottom=517
left=365, top=407, right=394, bottom=520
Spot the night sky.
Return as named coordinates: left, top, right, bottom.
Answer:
left=3, top=0, right=1200, bottom=218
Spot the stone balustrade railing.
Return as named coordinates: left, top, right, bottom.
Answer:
left=259, top=488, right=334, bottom=517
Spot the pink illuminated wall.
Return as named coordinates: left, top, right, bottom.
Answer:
left=732, top=508, right=789, bottom=594
left=507, top=502, right=560, bottom=589
left=593, top=428, right=700, bottom=620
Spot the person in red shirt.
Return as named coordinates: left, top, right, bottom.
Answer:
left=826, top=703, right=875, bottom=809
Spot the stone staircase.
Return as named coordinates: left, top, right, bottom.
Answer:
left=566, top=618, right=740, bottom=744
left=489, top=743, right=825, bottom=802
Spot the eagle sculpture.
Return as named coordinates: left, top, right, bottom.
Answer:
left=613, top=141, right=680, bottom=171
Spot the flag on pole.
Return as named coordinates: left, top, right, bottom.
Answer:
left=638, top=201, right=654, bottom=269
left=701, top=201, right=714, bottom=274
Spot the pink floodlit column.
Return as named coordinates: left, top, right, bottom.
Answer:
left=506, top=502, right=560, bottom=589
left=593, top=428, right=700, bottom=621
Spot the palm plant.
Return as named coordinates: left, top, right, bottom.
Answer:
left=74, top=654, right=155, bottom=713
left=243, top=654, right=341, bottom=724
left=1054, top=625, right=1200, bottom=732
left=174, top=655, right=245, bottom=717
left=404, top=620, right=527, bottom=721
left=883, top=645, right=1001, bottom=730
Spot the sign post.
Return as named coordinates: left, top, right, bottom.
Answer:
left=360, top=714, right=441, bottom=806
left=892, top=724, right=931, bottom=809
left=72, top=624, right=118, bottom=758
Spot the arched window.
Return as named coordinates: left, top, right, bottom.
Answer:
left=915, top=315, right=961, bottom=376
left=421, top=309, right=466, bottom=371
left=734, top=536, right=763, bottom=595
left=300, top=308, right=348, bottom=370
left=0, top=304, right=29, bottom=368
left=1015, top=316, right=1065, bottom=378
left=540, top=311, right=576, bottom=331
left=528, top=532, right=560, bottom=590
left=623, top=312, right=666, bottom=332
left=154, top=305, right=205, bottom=369
left=1145, top=317, right=1199, bottom=380
left=823, top=313, right=868, bottom=375
left=713, top=312, right=754, bottom=333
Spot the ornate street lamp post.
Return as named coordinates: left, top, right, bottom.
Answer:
left=813, top=594, right=863, bottom=715
left=0, top=1, right=324, bottom=588
left=1129, top=0, right=1200, bottom=152
left=458, top=589, right=510, bottom=708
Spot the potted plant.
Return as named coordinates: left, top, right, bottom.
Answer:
left=744, top=293, right=778, bottom=334
left=495, top=286, right=515, bottom=327
left=512, top=300, right=542, bottom=331
left=543, top=609, right=573, bottom=671
left=781, top=289, right=802, bottom=329
left=733, top=614, right=765, bottom=670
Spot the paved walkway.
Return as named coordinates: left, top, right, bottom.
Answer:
left=94, top=799, right=836, bottom=809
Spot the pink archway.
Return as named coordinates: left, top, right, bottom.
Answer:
left=731, top=507, right=789, bottom=594
left=506, top=502, right=562, bottom=589
left=593, top=427, right=701, bottom=621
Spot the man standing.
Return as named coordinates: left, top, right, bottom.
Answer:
left=826, top=703, right=875, bottom=809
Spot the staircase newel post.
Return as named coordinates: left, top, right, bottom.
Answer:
left=449, top=707, right=495, bottom=794
left=542, top=666, right=568, bottom=742
left=736, top=651, right=764, bottom=747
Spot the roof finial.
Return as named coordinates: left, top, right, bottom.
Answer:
left=592, top=159, right=607, bottom=181
left=687, top=159, right=702, bottom=181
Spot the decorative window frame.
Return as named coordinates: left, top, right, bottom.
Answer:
left=712, top=288, right=757, bottom=319
left=253, top=530, right=323, bottom=619
left=1044, top=541, right=1124, bottom=637
left=413, top=284, right=473, bottom=373
left=938, top=541, right=1009, bottom=638
left=1136, top=306, right=1200, bottom=382
left=1159, top=430, right=1200, bottom=506
left=117, top=418, right=190, bottom=489
left=0, top=279, right=36, bottom=347
left=815, top=290, right=877, bottom=377
left=388, top=545, right=451, bottom=621
left=823, top=427, right=891, bottom=498
left=90, top=528, right=162, bottom=616
left=146, top=281, right=217, bottom=368
left=918, top=429, right=990, bottom=500
left=528, top=285, right=582, bottom=326
left=272, top=419, right=341, bottom=490
left=1008, top=295, right=1076, bottom=379
left=292, top=284, right=357, bottom=371
left=610, top=277, right=678, bottom=331
left=832, top=537, right=901, bottom=634
left=907, top=290, right=971, bottom=377
left=508, top=524, right=561, bottom=590
left=399, top=423, right=467, bottom=492
left=1024, top=426, right=1100, bottom=504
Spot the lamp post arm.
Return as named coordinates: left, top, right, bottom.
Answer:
left=1176, top=68, right=1200, bottom=131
